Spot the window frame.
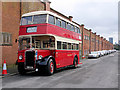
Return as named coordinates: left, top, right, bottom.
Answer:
left=48, top=14, right=55, bottom=25
left=66, top=22, right=71, bottom=30
left=56, top=18, right=61, bottom=27
left=61, top=20, right=66, bottom=29
left=0, top=32, right=12, bottom=46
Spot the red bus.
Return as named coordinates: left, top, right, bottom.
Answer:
left=17, top=11, right=82, bottom=75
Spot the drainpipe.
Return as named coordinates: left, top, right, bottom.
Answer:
left=20, top=0, right=22, bottom=20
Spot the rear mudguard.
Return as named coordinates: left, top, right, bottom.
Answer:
left=36, top=56, right=54, bottom=65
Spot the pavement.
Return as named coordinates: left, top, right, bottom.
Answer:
left=0, top=64, right=18, bottom=78
left=1, top=52, right=118, bottom=89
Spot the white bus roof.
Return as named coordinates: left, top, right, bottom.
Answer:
left=22, top=11, right=80, bottom=28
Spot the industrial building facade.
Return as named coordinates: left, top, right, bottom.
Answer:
left=1, top=1, right=113, bottom=65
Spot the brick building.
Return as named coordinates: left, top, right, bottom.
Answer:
left=96, top=35, right=100, bottom=51
left=81, top=26, right=113, bottom=56
left=98, top=36, right=102, bottom=51
left=1, top=1, right=82, bottom=65
left=91, top=32, right=96, bottom=52
left=1, top=1, right=45, bottom=65
left=81, top=25, right=91, bottom=56
left=1, top=1, right=113, bottom=65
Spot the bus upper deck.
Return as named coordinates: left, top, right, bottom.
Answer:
left=19, top=11, right=82, bottom=42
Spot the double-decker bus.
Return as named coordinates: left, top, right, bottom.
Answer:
left=18, top=11, right=82, bottom=75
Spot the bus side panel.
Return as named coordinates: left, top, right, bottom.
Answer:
left=47, top=24, right=81, bottom=41
left=64, top=50, right=73, bottom=66
left=55, top=50, right=79, bottom=68
left=55, top=50, right=65, bottom=68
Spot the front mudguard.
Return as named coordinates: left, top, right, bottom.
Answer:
left=36, top=56, right=54, bottom=66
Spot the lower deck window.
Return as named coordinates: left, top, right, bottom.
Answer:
left=57, top=41, right=61, bottom=49
left=35, top=41, right=41, bottom=48
left=68, top=43, right=71, bottom=49
left=62, top=42, right=67, bottom=49
left=43, top=40, right=55, bottom=48
left=57, top=41, right=79, bottom=50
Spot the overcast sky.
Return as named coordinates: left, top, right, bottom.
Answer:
left=49, top=0, right=119, bottom=44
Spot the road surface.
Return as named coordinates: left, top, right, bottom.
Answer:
left=2, top=52, right=118, bottom=88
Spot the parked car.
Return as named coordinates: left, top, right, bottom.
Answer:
left=97, top=51, right=104, bottom=56
left=102, top=50, right=108, bottom=55
left=88, top=52, right=100, bottom=58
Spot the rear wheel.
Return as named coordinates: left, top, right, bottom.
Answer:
left=46, top=59, right=54, bottom=75
left=73, top=57, right=78, bottom=68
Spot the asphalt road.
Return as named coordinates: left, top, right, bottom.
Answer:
left=2, top=52, right=119, bottom=88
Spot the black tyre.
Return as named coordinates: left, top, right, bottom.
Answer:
left=18, top=63, right=26, bottom=75
left=73, top=57, right=78, bottom=68
left=46, top=59, right=54, bottom=75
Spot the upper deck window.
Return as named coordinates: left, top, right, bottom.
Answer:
left=67, top=23, right=71, bottom=30
left=71, top=25, right=74, bottom=31
left=33, top=14, right=47, bottom=24
left=75, top=26, right=78, bottom=33
left=48, top=15, right=55, bottom=24
left=61, top=20, right=66, bottom=28
left=21, top=16, right=32, bottom=25
left=78, top=28, right=81, bottom=34
left=20, top=14, right=47, bottom=25
left=56, top=18, right=61, bottom=27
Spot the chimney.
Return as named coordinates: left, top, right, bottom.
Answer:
left=89, top=29, right=92, bottom=32
left=69, top=16, right=73, bottom=22
left=43, top=0, right=51, bottom=11
left=81, top=24, right=84, bottom=27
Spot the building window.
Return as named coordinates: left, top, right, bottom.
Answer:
left=48, top=15, right=55, bottom=24
left=84, top=35, right=86, bottom=40
left=0, top=32, right=12, bottom=46
left=92, top=38, right=95, bottom=42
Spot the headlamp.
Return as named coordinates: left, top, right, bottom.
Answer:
left=38, top=55, right=43, bottom=59
left=19, top=55, right=23, bottom=60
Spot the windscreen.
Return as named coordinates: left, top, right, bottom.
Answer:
left=20, top=14, right=47, bottom=25
left=19, top=37, right=30, bottom=50
left=19, top=36, right=55, bottom=50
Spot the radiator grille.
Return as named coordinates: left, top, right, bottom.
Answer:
left=25, top=51, right=35, bottom=67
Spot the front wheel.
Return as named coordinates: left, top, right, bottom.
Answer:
left=18, top=63, right=26, bottom=75
left=46, top=59, right=54, bottom=75
left=73, top=57, right=78, bottom=68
